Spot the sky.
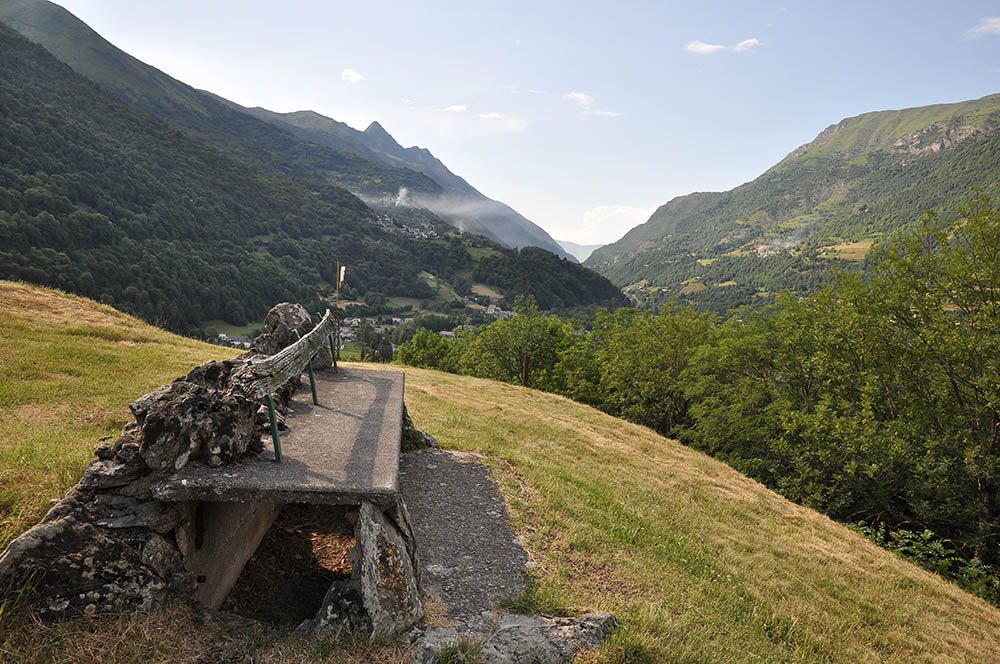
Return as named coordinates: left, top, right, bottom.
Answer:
left=54, top=1, right=1000, bottom=245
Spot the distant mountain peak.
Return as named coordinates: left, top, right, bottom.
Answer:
left=364, top=120, right=391, bottom=138
left=363, top=120, right=404, bottom=152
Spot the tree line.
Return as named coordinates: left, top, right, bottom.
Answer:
left=397, top=196, right=1000, bottom=604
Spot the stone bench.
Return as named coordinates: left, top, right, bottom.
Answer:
left=153, top=368, right=404, bottom=506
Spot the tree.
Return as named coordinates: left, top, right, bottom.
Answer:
left=396, top=327, right=450, bottom=368
left=870, top=196, right=1000, bottom=564
left=461, top=295, right=569, bottom=387
left=556, top=305, right=715, bottom=434
left=680, top=195, right=1000, bottom=567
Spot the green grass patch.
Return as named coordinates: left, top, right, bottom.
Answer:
left=0, top=281, right=239, bottom=548
left=200, top=319, right=260, bottom=337
left=434, top=639, right=484, bottom=664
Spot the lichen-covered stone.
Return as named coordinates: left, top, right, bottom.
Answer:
left=131, top=380, right=260, bottom=471
left=297, top=577, right=370, bottom=635
left=252, top=302, right=332, bottom=370
left=356, top=498, right=423, bottom=637
left=402, top=405, right=441, bottom=451
left=0, top=352, right=271, bottom=622
left=0, top=502, right=182, bottom=622
left=83, top=494, right=179, bottom=534
left=413, top=612, right=618, bottom=664
left=479, top=612, right=618, bottom=663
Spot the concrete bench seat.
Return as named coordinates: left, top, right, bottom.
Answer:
left=152, top=367, right=404, bottom=508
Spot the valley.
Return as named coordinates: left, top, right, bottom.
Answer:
left=1, top=1, right=999, bottom=661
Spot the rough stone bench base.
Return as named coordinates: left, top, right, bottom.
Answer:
left=177, top=494, right=423, bottom=637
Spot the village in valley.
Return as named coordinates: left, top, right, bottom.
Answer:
left=211, top=299, right=515, bottom=359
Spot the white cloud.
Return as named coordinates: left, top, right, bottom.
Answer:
left=684, top=37, right=762, bottom=55
left=562, top=91, right=621, bottom=118
left=684, top=40, right=726, bottom=55
left=476, top=112, right=530, bottom=133
left=968, top=17, right=1000, bottom=37
left=444, top=104, right=468, bottom=113
left=572, top=205, right=655, bottom=244
left=341, top=68, right=364, bottom=83
left=733, top=38, right=762, bottom=52
left=563, top=91, right=595, bottom=109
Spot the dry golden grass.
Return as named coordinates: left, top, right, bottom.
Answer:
left=383, top=365, right=1000, bottom=663
left=819, top=240, right=874, bottom=261
left=0, top=601, right=412, bottom=663
left=470, top=283, right=504, bottom=299
left=679, top=281, right=707, bottom=295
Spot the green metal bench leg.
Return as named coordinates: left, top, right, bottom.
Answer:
left=265, top=393, right=283, bottom=463
left=307, top=359, right=318, bottom=405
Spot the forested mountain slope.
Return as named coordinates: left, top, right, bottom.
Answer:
left=245, top=107, right=572, bottom=258
left=0, top=0, right=442, bottom=199
left=587, top=94, right=1000, bottom=311
left=0, top=22, right=424, bottom=330
left=0, top=19, right=624, bottom=330
left=0, top=0, right=571, bottom=259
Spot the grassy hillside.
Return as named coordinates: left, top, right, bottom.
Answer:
left=2, top=282, right=1000, bottom=662
left=587, top=94, right=1000, bottom=312
left=782, top=94, right=1000, bottom=161
left=0, top=281, right=239, bottom=548
left=402, top=368, right=1000, bottom=662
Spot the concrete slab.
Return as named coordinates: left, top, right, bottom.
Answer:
left=152, top=367, right=404, bottom=507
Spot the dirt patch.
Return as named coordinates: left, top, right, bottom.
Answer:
left=223, top=504, right=354, bottom=625
left=11, top=403, right=69, bottom=426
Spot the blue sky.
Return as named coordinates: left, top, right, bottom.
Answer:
left=56, top=1, right=1000, bottom=244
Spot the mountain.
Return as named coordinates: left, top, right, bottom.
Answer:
left=0, top=0, right=442, bottom=199
left=587, top=94, right=1000, bottom=311
left=244, top=107, right=573, bottom=259
left=0, top=20, right=415, bottom=329
left=0, top=22, right=622, bottom=334
left=0, top=0, right=572, bottom=260
left=556, top=239, right=604, bottom=262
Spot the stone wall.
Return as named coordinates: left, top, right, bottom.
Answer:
left=0, top=354, right=269, bottom=621
left=0, top=303, right=406, bottom=629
